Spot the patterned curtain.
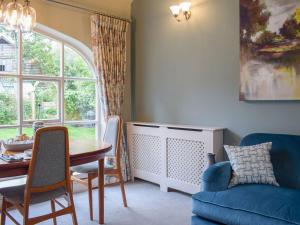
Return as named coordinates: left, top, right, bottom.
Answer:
left=91, top=14, right=130, bottom=182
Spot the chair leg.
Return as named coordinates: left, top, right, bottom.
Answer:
left=118, top=171, right=127, bottom=207
left=1, top=198, right=7, bottom=225
left=23, top=204, right=29, bottom=225
left=67, top=193, right=78, bottom=225
left=50, top=200, right=57, bottom=225
left=87, top=173, right=94, bottom=221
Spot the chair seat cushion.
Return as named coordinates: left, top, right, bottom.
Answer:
left=71, top=161, right=114, bottom=173
left=193, top=184, right=300, bottom=225
left=0, top=185, right=66, bottom=204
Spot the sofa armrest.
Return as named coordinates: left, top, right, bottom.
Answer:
left=201, top=161, right=232, bottom=192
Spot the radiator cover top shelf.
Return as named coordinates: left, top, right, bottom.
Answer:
left=127, top=122, right=224, bottom=194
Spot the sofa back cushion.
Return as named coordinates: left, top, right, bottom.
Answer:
left=240, top=133, right=300, bottom=189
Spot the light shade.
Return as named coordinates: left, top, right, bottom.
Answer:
left=21, top=1, right=36, bottom=32
left=170, top=1, right=192, bottom=22
left=180, top=2, right=191, bottom=12
left=5, top=0, right=23, bottom=30
left=170, top=5, right=181, bottom=17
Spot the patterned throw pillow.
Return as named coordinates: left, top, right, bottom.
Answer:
left=224, top=142, right=279, bottom=188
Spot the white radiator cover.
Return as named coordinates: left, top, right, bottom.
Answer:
left=126, top=122, right=224, bottom=194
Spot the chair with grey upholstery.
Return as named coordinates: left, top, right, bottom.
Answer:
left=71, top=115, right=127, bottom=221
left=0, top=126, right=78, bottom=225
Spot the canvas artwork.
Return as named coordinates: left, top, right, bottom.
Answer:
left=240, top=0, right=300, bottom=100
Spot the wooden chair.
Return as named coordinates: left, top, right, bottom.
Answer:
left=0, top=126, right=78, bottom=225
left=71, top=115, right=127, bottom=221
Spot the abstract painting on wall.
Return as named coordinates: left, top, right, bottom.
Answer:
left=240, top=0, right=300, bottom=100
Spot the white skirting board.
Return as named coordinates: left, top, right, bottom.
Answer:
left=126, top=122, right=224, bottom=194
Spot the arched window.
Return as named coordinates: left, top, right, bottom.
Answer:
left=0, top=25, right=99, bottom=141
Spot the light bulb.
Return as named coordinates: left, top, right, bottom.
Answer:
left=21, top=14, right=32, bottom=30
left=11, top=10, right=18, bottom=23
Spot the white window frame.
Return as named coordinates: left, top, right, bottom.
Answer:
left=0, top=24, right=101, bottom=140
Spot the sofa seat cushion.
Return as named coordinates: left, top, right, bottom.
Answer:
left=193, top=184, right=300, bottom=225
left=192, top=216, right=223, bottom=225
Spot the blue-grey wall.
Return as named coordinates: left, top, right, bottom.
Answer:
left=132, top=0, right=300, bottom=144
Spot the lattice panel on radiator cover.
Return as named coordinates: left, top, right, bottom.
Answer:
left=167, top=138, right=206, bottom=185
left=131, top=134, right=162, bottom=175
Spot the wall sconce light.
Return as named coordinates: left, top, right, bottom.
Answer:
left=170, top=1, right=191, bottom=22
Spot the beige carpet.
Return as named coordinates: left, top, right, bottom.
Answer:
left=4, top=180, right=192, bottom=225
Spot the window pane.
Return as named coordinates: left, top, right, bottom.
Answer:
left=23, top=124, right=62, bottom=138
left=0, top=26, right=18, bottom=74
left=23, top=80, right=59, bottom=121
left=64, top=45, right=93, bottom=78
left=22, top=32, right=60, bottom=76
left=0, top=77, right=17, bottom=125
left=64, top=80, right=96, bottom=121
left=22, top=127, right=34, bottom=138
left=0, top=128, right=18, bottom=140
left=66, top=124, right=95, bottom=141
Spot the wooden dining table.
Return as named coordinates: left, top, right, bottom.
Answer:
left=0, top=139, right=112, bottom=225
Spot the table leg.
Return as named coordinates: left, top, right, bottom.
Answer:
left=98, top=159, right=104, bottom=224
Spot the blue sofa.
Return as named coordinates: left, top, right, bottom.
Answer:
left=192, top=133, right=300, bottom=225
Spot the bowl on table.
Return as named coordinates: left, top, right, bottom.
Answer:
left=3, top=140, right=34, bottom=152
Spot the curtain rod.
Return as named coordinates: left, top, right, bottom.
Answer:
left=45, top=0, right=131, bottom=23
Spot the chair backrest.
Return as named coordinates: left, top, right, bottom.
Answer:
left=103, top=116, right=122, bottom=161
left=240, top=133, right=300, bottom=189
left=26, top=126, right=70, bottom=190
